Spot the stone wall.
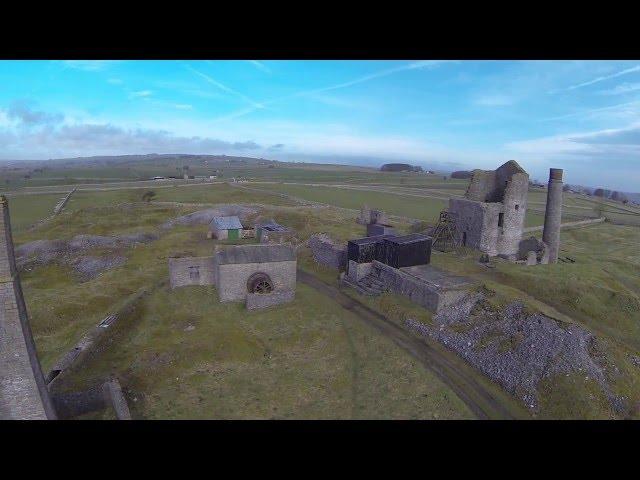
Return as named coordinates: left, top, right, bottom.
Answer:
left=168, top=256, right=216, bottom=288
left=366, top=223, right=396, bottom=236
left=449, top=160, right=529, bottom=258
left=449, top=199, right=502, bottom=255
left=246, top=290, right=295, bottom=310
left=372, top=261, right=470, bottom=313
left=217, top=260, right=297, bottom=302
left=308, top=234, right=347, bottom=271
left=346, top=260, right=373, bottom=283
left=210, top=227, right=228, bottom=240
left=0, top=196, right=57, bottom=419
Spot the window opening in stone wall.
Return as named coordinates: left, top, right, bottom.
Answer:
left=498, top=212, right=504, bottom=228
left=189, top=266, right=200, bottom=281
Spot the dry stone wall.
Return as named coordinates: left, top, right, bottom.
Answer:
left=168, top=256, right=216, bottom=288
left=308, top=234, right=347, bottom=271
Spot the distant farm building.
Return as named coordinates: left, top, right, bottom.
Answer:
left=209, top=216, right=243, bottom=240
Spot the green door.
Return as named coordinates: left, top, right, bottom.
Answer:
left=228, top=229, right=239, bottom=241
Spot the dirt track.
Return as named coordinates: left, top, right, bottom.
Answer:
left=297, top=269, right=528, bottom=420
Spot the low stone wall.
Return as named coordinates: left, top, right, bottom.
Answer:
left=53, top=188, right=76, bottom=215
left=168, top=256, right=216, bottom=288
left=523, top=216, right=605, bottom=234
left=246, top=290, right=295, bottom=310
left=241, top=229, right=256, bottom=239
left=307, top=234, right=347, bottom=271
left=346, top=260, right=372, bottom=283
left=372, top=261, right=469, bottom=313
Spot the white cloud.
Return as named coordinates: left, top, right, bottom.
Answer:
left=248, top=60, right=271, bottom=74
left=186, top=64, right=264, bottom=109
left=211, top=60, right=450, bottom=121
left=474, top=94, right=514, bottom=107
left=130, top=90, right=153, bottom=98
left=60, top=60, right=118, bottom=71
left=107, top=78, right=123, bottom=85
left=567, top=65, right=640, bottom=90
left=598, top=82, right=640, bottom=95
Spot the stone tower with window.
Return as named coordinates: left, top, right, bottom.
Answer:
left=447, top=160, right=529, bottom=259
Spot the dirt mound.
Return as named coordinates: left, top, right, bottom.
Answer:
left=16, top=232, right=158, bottom=278
left=161, top=205, right=259, bottom=229
left=406, top=293, right=615, bottom=411
left=71, top=255, right=127, bottom=281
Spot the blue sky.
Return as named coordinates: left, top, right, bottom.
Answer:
left=1, top=60, right=639, bottom=190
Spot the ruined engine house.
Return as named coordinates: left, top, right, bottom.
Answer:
left=448, top=160, right=529, bottom=258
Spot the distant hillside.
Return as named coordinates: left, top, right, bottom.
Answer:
left=380, top=163, right=423, bottom=172
left=450, top=170, right=473, bottom=179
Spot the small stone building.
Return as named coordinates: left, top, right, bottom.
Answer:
left=215, top=244, right=296, bottom=303
left=448, top=160, right=529, bottom=258
left=209, top=216, right=243, bottom=240
left=168, top=256, right=216, bottom=288
left=256, top=220, right=294, bottom=244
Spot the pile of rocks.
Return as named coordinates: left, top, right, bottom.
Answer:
left=16, top=233, right=158, bottom=280
left=406, top=292, right=616, bottom=410
left=161, top=205, right=259, bottom=229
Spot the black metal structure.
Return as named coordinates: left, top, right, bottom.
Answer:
left=347, top=235, right=394, bottom=264
left=380, top=234, right=432, bottom=268
left=431, top=211, right=461, bottom=253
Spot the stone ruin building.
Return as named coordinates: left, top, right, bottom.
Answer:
left=169, top=243, right=296, bottom=310
left=448, top=160, right=529, bottom=260
left=256, top=219, right=295, bottom=244
left=208, top=215, right=244, bottom=240
left=357, top=205, right=396, bottom=236
left=447, top=161, right=564, bottom=265
left=342, top=232, right=473, bottom=313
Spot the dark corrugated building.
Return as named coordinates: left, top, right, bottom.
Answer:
left=347, top=235, right=394, bottom=264
left=380, top=234, right=432, bottom=268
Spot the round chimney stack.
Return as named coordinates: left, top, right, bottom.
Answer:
left=542, top=168, right=564, bottom=263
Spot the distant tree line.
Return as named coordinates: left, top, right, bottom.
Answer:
left=380, top=163, right=423, bottom=173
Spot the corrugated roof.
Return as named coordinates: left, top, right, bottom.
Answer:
left=210, top=216, right=243, bottom=230
left=258, top=219, right=290, bottom=232
left=216, top=244, right=295, bottom=265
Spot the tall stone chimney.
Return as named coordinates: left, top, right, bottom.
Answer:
left=0, top=195, right=57, bottom=419
left=542, top=168, right=563, bottom=264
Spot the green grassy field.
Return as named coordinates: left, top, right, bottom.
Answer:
left=59, top=283, right=473, bottom=419
left=2, top=193, right=63, bottom=233
left=16, top=192, right=471, bottom=419
left=7, top=158, right=640, bottom=419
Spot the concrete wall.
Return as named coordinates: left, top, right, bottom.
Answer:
left=217, top=260, right=297, bottom=302
left=246, top=290, right=295, bottom=310
left=0, top=196, right=57, bottom=419
left=168, top=256, right=216, bottom=288
left=308, top=234, right=347, bottom=271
